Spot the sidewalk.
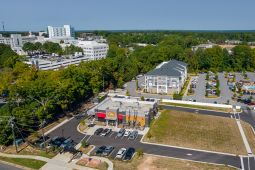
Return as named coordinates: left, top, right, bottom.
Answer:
left=236, top=120, right=253, bottom=155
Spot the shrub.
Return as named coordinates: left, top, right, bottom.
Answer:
left=137, top=148, right=144, bottom=158
left=81, top=140, right=89, bottom=148
left=141, top=96, right=145, bottom=101
left=147, top=131, right=152, bottom=139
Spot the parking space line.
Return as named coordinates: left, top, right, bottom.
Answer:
left=240, top=156, right=244, bottom=170
left=121, top=135, right=125, bottom=140
left=86, top=135, right=92, bottom=143
left=108, top=148, right=115, bottom=158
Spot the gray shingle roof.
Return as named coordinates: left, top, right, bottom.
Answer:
left=145, top=59, right=187, bottom=77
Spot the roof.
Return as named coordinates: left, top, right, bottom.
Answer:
left=145, top=59, right=187, bottom=77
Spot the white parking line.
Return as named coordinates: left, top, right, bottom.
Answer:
left=108, top=148, right=115, bottom=157
left=109, top=132, right=114, bottom=138
left=121, top=135, right=125, bottom=140
left=187, top=153, right=192, bottom=156
left=240, top=156, right=244, bottom=170
left=86, top=135, right=92, bottom=143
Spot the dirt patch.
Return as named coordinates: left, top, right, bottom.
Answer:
left=137, top=156, right=158, bottom=170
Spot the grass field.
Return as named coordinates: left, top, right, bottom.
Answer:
left=0, top=156, right=46, bottom=170
left=112, top=155, right=235, bottom=170
left=145, top=110, right=246, bottom=155
left=241, top=121, right=255, bottom=153
left=160, top=102, right=234, bottom=112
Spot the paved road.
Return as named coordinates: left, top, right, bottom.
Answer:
left=0, top=162, right=23, bottom=170
left=47, top=115, right=86, bottom=145
left=88, top=133, right=241, bottom=168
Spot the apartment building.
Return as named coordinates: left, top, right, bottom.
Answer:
left=0, top=34, right=23, bottom=48
left=144, top=59, right=187, bottom=94
left=47, top=25, right=75, bottom=39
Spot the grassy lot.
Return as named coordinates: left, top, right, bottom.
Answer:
left=4, top=145, right=56, bottom=159
left=112, top=154, right=235, bottom=170
left=160, top=102, right=234, bottom=112
left=79, top=145, right=94, bottom=154
left=241, top=121, right=255, bottom=153
left=145, top=110, right=246, bottom=155
left=179, top=77, right=191, bottom=96
left=0, top=156, right=46, bottom=170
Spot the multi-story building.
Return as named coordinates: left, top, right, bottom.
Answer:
left=47, top=25, right=75, bottom=39
left=144, top=59, right=187, bottom=94
left=77, top=41, right=109, bottom=60
left=0, top=34, right=23, bottom=48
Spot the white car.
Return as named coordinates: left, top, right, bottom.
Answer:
left=115, top=148, right=126, bottom=159
left=124, top=130, right=131, bottom=137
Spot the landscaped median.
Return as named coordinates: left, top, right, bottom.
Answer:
left=0, top=156, right=46, bottom=170
left=144, top=110, right=249, bottom=155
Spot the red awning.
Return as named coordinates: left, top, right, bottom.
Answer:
left=118, top=114, right=123, bottom=120
left=97, top=112, right=106, bottom=118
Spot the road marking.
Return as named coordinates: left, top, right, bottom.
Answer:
left=187, top=153, right=192, bottom=156
left=121, top=135, right=125, bottom=140
left=248, top=156, right=250, bottom=170
left=109, top=132, right=114, bottom=138
left=86, top=135, right=92, bottom=143
left=108, top=148, right=115, bottom=158
left=240, top=156, right=244, bottom=170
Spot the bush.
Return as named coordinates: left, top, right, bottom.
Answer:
left=81, top=140, right=89, bottom=148
left=141, top=96, right=145, bottom=101
left=137, top=148, right=144, bottom=158
left=173, top=93, right=182, bottom=100
left=147, top=131, right=152, bottom=139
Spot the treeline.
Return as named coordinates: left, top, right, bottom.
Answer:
left=1, top=33, right=255, bottom=145
left=22, top=42, right=83, bottom=55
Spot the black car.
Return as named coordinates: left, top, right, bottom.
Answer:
left=94, top=128, right=104, bottom=135
left=96, top=145, right=106, bottom=155
left=123, top=147, right=135, bottom=160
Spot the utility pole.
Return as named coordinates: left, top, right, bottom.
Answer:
left=103, top=75, right=105, bottom=91
left=1, top=21, right=5, bottom=32
left=10, top=117, right=18, bottom=153
left=40, top=119, right=47, bottom=152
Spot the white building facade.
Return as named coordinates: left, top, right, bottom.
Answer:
left=144, top=60, right=187, bottom=94
left=47, top=25, right=75, bottom=39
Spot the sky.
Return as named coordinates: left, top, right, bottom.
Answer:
left=0, top=0, right=254, bottom=31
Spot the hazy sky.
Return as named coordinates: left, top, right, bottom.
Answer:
left=0, top=0, right=254, bottom=31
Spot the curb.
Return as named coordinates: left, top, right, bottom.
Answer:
left=45, top=118, right=73, bottom=135
left=160, top=103, right=242, bottom=114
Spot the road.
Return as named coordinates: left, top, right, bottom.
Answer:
left=0, top=162, right=23, bottom=170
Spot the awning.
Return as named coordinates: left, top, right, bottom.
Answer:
left=97, top=112, right=106, bottom=118
left=118, top=114, right=123, bottom=120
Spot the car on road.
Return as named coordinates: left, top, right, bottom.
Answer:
left=124, top=130, right=131, bottom=137
left=102, top=146, right=114, bottom=156
left=117, top=128, right=125, bottom=137
left=115, top=148, right=126, bottom=159
left=100, top=128, right=112, bottom=136
left=123, top=147, right=135, bottom=161
left=94, top=128, right=104, bottom=135
left=128, top=130, right=138, bottom=140
left=96, top=146, right=106, bottom=155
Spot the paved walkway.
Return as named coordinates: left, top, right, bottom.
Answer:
left=236, top=120, right=253, bottom=155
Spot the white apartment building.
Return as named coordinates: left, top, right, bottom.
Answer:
left=77, top=41, right=109, bottom=60
left=144, top=60, right=187, bottom=94
left=47, top=25, right=75, bottom=39
left=191, top=43, right=216, bottom=52
left=0, top=34, right=23, bottom=48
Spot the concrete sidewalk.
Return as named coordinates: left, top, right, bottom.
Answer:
left=236, top=120, right=253, bottom=155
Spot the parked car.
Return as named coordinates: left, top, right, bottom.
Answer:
left=49, top=137, right=66, bottom=147
left=34, top=136, right=50, bottom=148
left=94, top=128, right=104, bottom=135
left=128, top=130, right=138, bottom=140
left=60, top=138, right=73, bottom=148
left=124, top=130, right=131, bottom=137
left=96, top=146, right=106, bottom=155
left=116, top=148, right=127, bottom=159
left=117, top=128, right=125, bottom=137
left=100, top=128, right=112, bottom=136
left=102, top=146, right=114, bottom=156
left=123, top=147, right=135, bottom=160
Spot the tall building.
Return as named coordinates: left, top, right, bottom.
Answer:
left=47, top=25, right=75, bottom=39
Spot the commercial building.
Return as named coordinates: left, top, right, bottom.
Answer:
left=88, top=96, right=158, bottom=127
left=25, top=54, right=89, bottom=70
left=144, top=59, right=187, bottom=94
left=191, top=43, right=215, bottom=51
left=0, top=34, right=23, bottom=48
left=47, top=25, right=75, bottom=39
left=77, top=41, right=108, bottom=60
